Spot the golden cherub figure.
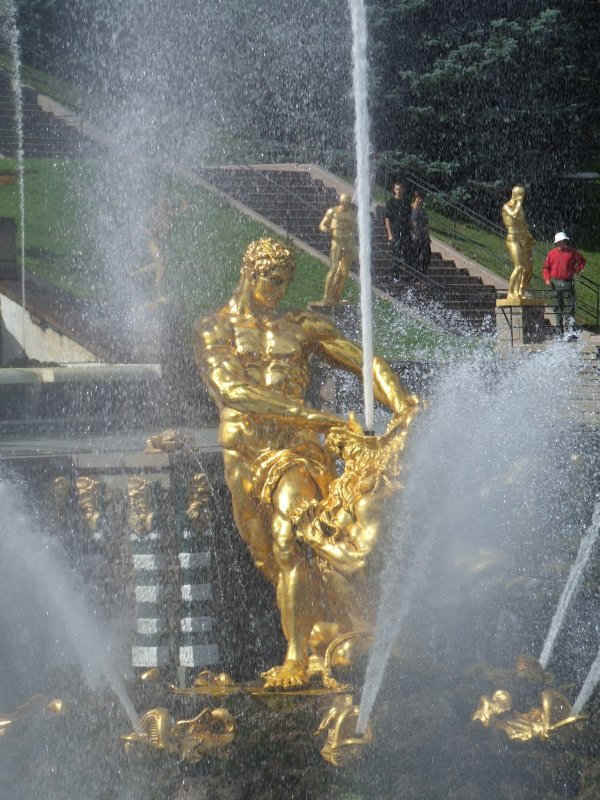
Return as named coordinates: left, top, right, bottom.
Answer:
left=194, top=238, right=418, bottom=690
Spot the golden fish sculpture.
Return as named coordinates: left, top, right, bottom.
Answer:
left=121, top=707, right=235, bottom=763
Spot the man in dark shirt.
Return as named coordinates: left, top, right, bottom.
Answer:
left=384, top=181, right=413, bottom=276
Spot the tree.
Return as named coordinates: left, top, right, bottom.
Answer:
left=13, top=0, right=354, bottom=162
left=369, top=0, right=600, bottom=233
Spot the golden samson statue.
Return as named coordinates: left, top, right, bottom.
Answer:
left=194, top=238, right=419, bottom=690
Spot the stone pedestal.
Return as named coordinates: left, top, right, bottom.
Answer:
left=495, top=299, right=546, bottom=346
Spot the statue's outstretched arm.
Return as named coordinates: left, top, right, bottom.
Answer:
left=297, top=312, right=416, bottom=416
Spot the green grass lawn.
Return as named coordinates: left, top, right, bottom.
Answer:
left=0, top=157, right=470, bottom=362
left=425, top=203, right=600, bottom=328
left=0, top=58, right=91, bottom=115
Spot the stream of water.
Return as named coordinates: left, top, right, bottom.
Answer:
left=539, top=499, right=600, bottom=670
left=5, top=0, right=27, bottom=348
left=356, top=343, right=581, bottom=734
left=0, top=476, right=140, bottom=730
left=348, top=0, right=374, bottom=431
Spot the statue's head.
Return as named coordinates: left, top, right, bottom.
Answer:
left=511, top=185, right=525, bottom=200
left=241, top=238, right=296, bottom=308
left=338, top=193, right=351, bottom=209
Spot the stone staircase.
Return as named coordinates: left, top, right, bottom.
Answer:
left=196, top=165, right=498, bottom=330
left=0, top=73, right=102, bottom=157
left=574, top=332, right=600, bottom=427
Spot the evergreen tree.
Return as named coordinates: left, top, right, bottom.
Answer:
left=369, top=0, right=600, bottom=230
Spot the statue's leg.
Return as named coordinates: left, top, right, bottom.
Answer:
left=222, top=450, right=278, bottom=584
left=329, top=255, right=349, bottom=302
left=506, top=239, right=522, bottom=298
left=323, top=243, right=341, bottom=303
left=263, top=465, right=321, bottom=688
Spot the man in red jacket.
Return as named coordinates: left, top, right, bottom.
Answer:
left=542, top=232, right=586, bottom=336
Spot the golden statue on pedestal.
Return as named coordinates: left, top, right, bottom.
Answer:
left=500, top=186, right=535, bottom=304
left=194, top=238, right=419, bottom=690
left=318, top=193, right=357, bottom=304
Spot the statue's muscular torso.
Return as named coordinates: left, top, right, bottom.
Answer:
left=197, top=307, right=335, bottom=460
left=229, top=311, right=311, bottom=400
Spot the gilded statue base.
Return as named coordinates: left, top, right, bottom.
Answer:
left=122, top=664, right=373, bottom=767
left=496, top=297, right=546, bottom=308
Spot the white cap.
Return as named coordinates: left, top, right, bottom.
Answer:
left=554, top=231, right=570, bottom=244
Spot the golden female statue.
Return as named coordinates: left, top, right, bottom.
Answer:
left=318, top=193, right=357, bottom=304
left=194, top=238, right=418, bottom=689
left=502, top=186, right=534, bottom=302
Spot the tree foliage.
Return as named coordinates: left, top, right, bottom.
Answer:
left=369, top=0, right=600, bottom=230
left=13, top=0, right=353, bottom=159
left=9, top=0, right=600, bottom=233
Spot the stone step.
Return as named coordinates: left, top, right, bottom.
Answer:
left=198, top=166, right=498, bottom=330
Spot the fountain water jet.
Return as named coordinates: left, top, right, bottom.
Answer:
left=357, top=343, right=583, bottom=733
left=539, top=499, right=600, bottom=670
left=573, top=641, right=600, bottom=715
left=0, top=476, right=139, bottom=731
left=348, top=0, right=374, bottom=431
left=4, top=0, right=26, bottom=348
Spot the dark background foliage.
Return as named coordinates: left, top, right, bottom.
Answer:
left=12, top=0, right=600, bottom=237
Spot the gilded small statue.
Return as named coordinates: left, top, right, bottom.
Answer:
left=194, top=238, right=418, bottom=690
left=75, top=477, right=104, bottom=532
left=314, top=694, right=373, bottom=767
left=131, top=194, right=189, bottom=304
left=472, top=689, right=586, bottom=742
left=121, top=707, right=235, bottom=763
left=501, top=186, right=535, bottom=303
left=186, top=473, right=212, bottom=524
left=318, top=193, right=357, bottom=305
left=127, top=477, right=155, bottom=536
